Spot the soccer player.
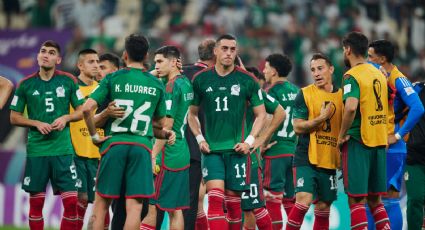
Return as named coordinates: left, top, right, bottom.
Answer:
left=69, top=48, right=106, bottom=229
left=82, top=34, right=175, bottom=230
left=241, top=66, right=284, bottom=230
left=405, top=81, right=425, bottom=230
left=188, top=34, right=267, bottom=230
left=182, top=38, right=216, bottom=230
left=98, top=53, right=120, bottom=81
left=368, top=39, right=424, bottom=229
left=287, top=53, right=342, bottom=229
left=141, top=45, right=193, bottom=230
left=0, top=76, right=13, bottom=109
left=9, top=40, right=84, bottom=230
left=261, top=53, right=299, bottom=229
left=338, top=31, right=391, bottom=229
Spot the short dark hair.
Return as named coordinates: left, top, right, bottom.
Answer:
left=78, top=49, right=97, bottom=57
left=368, top=39, right=394, bottom=63
left=198, top=39, right=215, bottom=61
left=310, top=53, right=333, bottom=66
left=342, top=31, right=369, bottom=57
left=246, top=66, right=265, bottom=81
left=265, top=53, right=292, bottom=77
left=99, top=53, right=120, bottom=68
left=154, top=45, right=181, bottom=59
left=41, top=40, right=61, bottom=54
left=216, top=34, right=236, bottom=45
left=125, top=34, right=149, bottom=62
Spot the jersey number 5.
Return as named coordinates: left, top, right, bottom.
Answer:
left=111, top=99, right=151, bottom=135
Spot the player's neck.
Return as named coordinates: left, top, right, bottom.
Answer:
left=39, top=67, right=55, bottom=81
left=349, top=56, right=366, bottom=68
left=381, top=63, right=395, bottom=73
left=317, top=82, right=333, bottom=92
left=215, top=64, right=235, bottom=76
left=78, top=74, right=95, bottom=86
left=199, top=59, right=215, bottom=67
left=126, top=62, right=145, bottom=70
left=167, top=69, right=180, bottom=81
left=271, top=76, right=287, bottom=85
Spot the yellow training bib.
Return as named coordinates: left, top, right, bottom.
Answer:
left=345, top=63, right=388, bottom=147
left=70, top=81, right=103, bottom=158
left=302, top=85, right=343, bottom=169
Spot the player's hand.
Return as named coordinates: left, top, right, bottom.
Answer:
left=337, top=134, right=350, bottom=149
left=252, top=136, right=266, bottom=150
left=107, top=101, right=125, bottom=118
left=319, top=102, right=332, bottom=121
left=35, top=121, right=53, bottom=135
left=164, top=129, right=176, bottom=145
left=51, top=115, right=69, bottom=131
left=199, top=141, right=210, bottom=154
left=387, top=134, right=397, bottom=145
left=260, top=141, right=277, bottom=155
left=152, top=157, right=160, bottom=175
left=92, top=135, right=111, bottom=146
left=234, top=142, right=251, bottom=154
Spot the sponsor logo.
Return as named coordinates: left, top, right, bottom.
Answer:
left=32, top=90, right=40, bottom=96
left=206, top=87, right=213, bottom=92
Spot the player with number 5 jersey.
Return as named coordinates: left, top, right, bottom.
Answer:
left=82, top=34, right=175, bottom=230
left=10, top=40, right=84, bottom=230
left=262, top=53, right=299, bottom=229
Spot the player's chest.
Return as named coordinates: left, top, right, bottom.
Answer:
left=25, top=81, right=71, bottom=104
left=200, top=77, right=249, bottom=100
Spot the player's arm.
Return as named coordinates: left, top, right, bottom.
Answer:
left=82, top=98, right=110, bottom=144
left=254, top=104, right=285, bottom=149
left=293, top=103, right=332, bottom=134
left=0, top=76, right=13, bottom=109
left=10, top=110, right=53, bottom=135
left=188, top=105, right=210, bottom=153
left=338, top=76, right=359, bottom=147
left=152, top=117, right=174, bottom=159
left=390, top=77, right=424, bottom=143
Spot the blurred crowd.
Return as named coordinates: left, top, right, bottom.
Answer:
left=1, top=0, right=425, bottom=86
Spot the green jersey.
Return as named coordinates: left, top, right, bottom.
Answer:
left=90, top=67, right=167, bottom=153
left=161, top=75, right=193, bottom=169
left=246, top=90, right=280, bottom=166
left=10, top=70, right=84, bottom=157
left=342, top=76, right=361, bottom=141
left=265, top=80, right=299, bottom=157
left=192, top=66, right=264, bottom=152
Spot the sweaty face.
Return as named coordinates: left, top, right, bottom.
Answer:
left=37, top=46, right=61, bottom=70
left=263, top=61, right=276, bottom=84
left=310, top=58, right=334, bottom=88
left=98, top=60, right=118, bottom=80
left=214, top=39, right=237, bottom=68
left=79, top=54, right=99, bottom=79
left=154, top=54, right=173, bottom=78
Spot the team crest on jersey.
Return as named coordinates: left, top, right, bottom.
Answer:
left=75, top=179, right=82, bottom=188
left=23, top=177, right=31, bottom=186
left=404, top=172, right=409, bottom=181
left=202, top=168, right=208, bottom=177
left=231, top=84, right=240, bottom=96
left=297, top=177, right=304, bottom=187
left=56, top=86, right=65, bottom=97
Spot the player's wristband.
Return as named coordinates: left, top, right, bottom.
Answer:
left=91, top=133, right=100, bottom=142
left=196, top=134, right=206, bottom=144
left=244, top=135, right=255, bottom=148
left=394, top=133, right=401, bottom=141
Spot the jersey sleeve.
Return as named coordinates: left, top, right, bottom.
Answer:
left=70, top=80, right=85, bottom=109
left=395, top=77, right=424, bottom=137
left=248, top=78, right=264, bottom=107
left=192, top=77, right=201, bottom=106
left=90, top=76, right=109, bottom=106
left=154, top=86, right=167, bottom=119
left=9, top=82, right=26, bottom=113
left=263, top=91, right=279, bottom=114
left=165, top=84, right=181, bottom=118
left=293, top=91, right=308, bottom=120
left=343, top=76, right=360, bottom=101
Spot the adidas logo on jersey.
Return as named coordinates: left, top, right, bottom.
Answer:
left=206, top=87, right=213, bottom=92
left=252, top=199, right=259, bottom=204
left=32, top=90, right=40, bottom=96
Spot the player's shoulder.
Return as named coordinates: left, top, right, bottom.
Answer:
left=55, top=70, right=78, bottom=83
left=17, top=72, right=38, bottom=88
left=192, top=66, right=214, bottom=82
